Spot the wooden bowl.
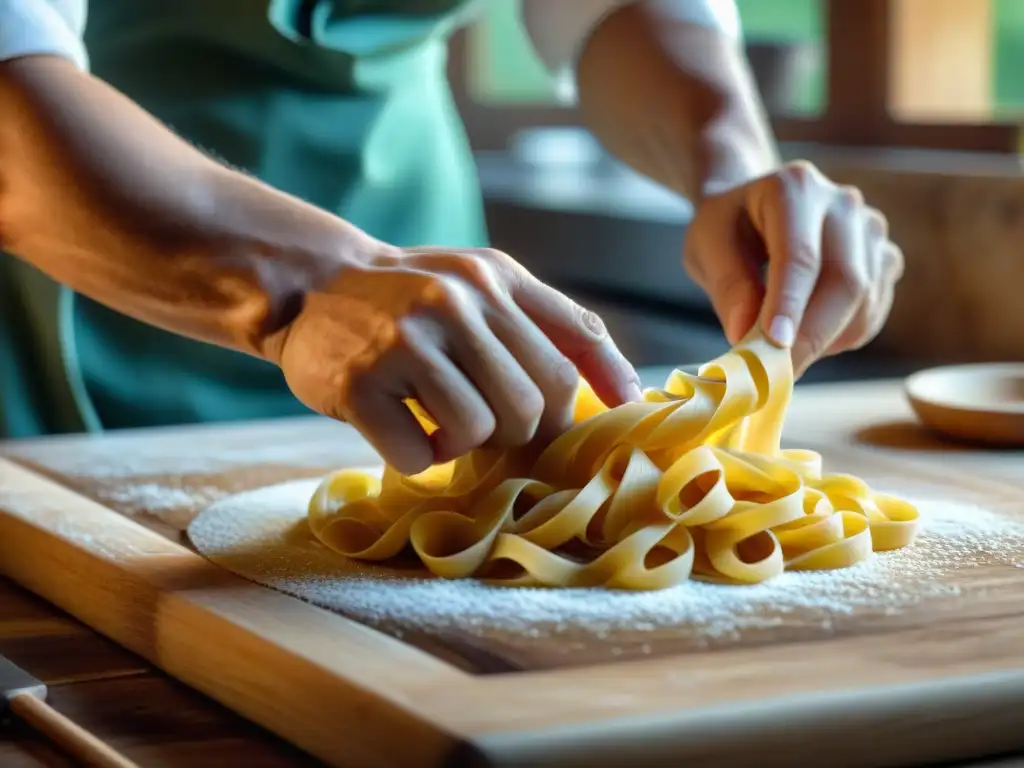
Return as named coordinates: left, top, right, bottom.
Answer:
left=905, top=363, right=1024, bottom=446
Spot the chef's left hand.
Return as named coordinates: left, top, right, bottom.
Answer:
left=683, top=160, right=904, bottom=376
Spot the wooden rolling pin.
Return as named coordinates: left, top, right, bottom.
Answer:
left=1, top=654, right=140, bottom=768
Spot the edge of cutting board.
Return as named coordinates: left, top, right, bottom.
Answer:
left=0, top=457, right=465, bottom=767
left=3, top=456, right=1024, bottom=767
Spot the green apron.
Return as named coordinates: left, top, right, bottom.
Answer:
left=0, top=0, right=487, bottom=438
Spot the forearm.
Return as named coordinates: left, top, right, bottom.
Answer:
left=574, top=3, right=779, bottom=201
left=0, top=55, right=379, bottom=360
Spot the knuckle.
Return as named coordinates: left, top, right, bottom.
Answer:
left=550, top=354, right=583, bottom=396
left=451, top=253, right=498, bottom=293
left=574, top=303, right=609, bottom=343
left=506, top=388, right=545, bottom=445
left=834, top=260, right=871, bottom=297
left=387, top=316, right=444, bottom=366
left=475, top=247, right=520, bottom=283
left=345, top=360, right=375, bottom=390
left=865, top=207, right=889, bottom=239
left=463, top=411, right=498, bottom=449
left=343, top=317, right=405, bottom=380
left=780, top=159, right=821, bottom=188
left=762, top=172, right=789, bottom=204
left=884, top=243, right=905, bottom=281
left=418, top=274, right=467, bottom=314
left=436, top=400, right=496, bottom=456
left=848, top=312, right=880, bottom=350
left=848, top=304, right=874, bottom=337
left=776, top=289, right=810, bottom=320
left=787, top=241, right=821, bottom=279
left=476, top=247, right=508, bottom=265
left=392, top=316, right=426, bottom=353
left=335, top=361, right=379, bottom=413
left=418, top=273, right=450, bottom=303
left=836, top=185, right=864, bottom=209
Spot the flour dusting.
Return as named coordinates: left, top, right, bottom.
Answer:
left=101, top=483, right=212, bottom=513
left=187, top=479, right=1024, bottom=652
left=5, top=418, right=363, bottom=479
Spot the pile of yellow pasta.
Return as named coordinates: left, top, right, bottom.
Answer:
left=307, top=335, right=919, bottom=590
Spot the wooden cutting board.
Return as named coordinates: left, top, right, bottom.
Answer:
left=2, top=378, right=1024, bottom=768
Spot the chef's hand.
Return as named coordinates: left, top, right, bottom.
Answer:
left=275, top=246, right=642, bottom=475
left=684, top=160, right=904, bottom=376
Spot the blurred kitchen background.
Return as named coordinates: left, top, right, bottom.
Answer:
left=451, top=0, right=1024, bottom=384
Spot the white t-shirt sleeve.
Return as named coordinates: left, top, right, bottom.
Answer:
left=0, top=0, right=89, bottom=70
left=523, top=0, right=741, bottom=76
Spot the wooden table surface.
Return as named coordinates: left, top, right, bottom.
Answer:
left=3, top=377, right=1024, bottom=767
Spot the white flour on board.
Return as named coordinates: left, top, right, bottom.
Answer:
left=102, top=483, right=212, bottom=513
left=187, top=479, right=1024, bottom=646
left=5, top=418, right=363, bottom=479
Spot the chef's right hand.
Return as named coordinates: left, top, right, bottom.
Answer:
left=272, top=245, right=643, bottom=475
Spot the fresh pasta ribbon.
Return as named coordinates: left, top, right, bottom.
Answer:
left=307, top=334, right=919, bottom=589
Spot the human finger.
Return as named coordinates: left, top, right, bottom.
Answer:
left=513, top=275, right=642, bottom=408
left=397, top=316, right=500, bottom=464
left=791, top=188, right=870, bottom=373
left=750, top=162, right=829, bottom=348
left=684, top=233, right=763, bottom=345
left=820, top=211, right=897, bottom=356
left=439, top=246, right=640, bottom=408
left=825, top=240, right=901, bottom=357
left=403, top=251, right=563, bottom=447
left=345, top=384, right=435, bottom=476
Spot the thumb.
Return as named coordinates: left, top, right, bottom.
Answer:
left=685, top=233, right=763, bottom=346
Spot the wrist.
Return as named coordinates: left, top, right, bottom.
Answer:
left=197, top=167, right=391, bottom=363
left=693, top=96, right=780, bottom=201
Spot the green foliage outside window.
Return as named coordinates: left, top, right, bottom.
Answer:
left=469, top=0, right=1024, bottom=118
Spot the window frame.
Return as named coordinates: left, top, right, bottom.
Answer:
left=447, top=0, right=1021, bottom=154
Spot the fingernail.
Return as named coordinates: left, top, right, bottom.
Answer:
left=625, top=380, right=644, bottom=402
left=768, top=315, right=796, bottom=348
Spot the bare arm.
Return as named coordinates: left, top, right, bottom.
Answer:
left=0, top=51, right=642, bottom=471
left=522, top=0, right=776, bottom=202
left=522, top=1, right=904, bottom=378
left=0, top=55, right=382, bottom=361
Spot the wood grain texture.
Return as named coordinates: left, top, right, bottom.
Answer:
left=0, top=580, right=318, bottom=767
left=0, top=459, right=463, bottom=767
left=890, top=0, right=994, bottom=120
left=1, top=675, right=322, bottom=768
left=10, top=692, right=142, bottom=768
left=1, top=581, right=1021, bottom=768
left=2, top=380, right=1024, bottom=766
left=801, top=156, right=1024, bottom=367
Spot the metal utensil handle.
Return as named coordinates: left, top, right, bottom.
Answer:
left=9, top=692, right=141, bottom=768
